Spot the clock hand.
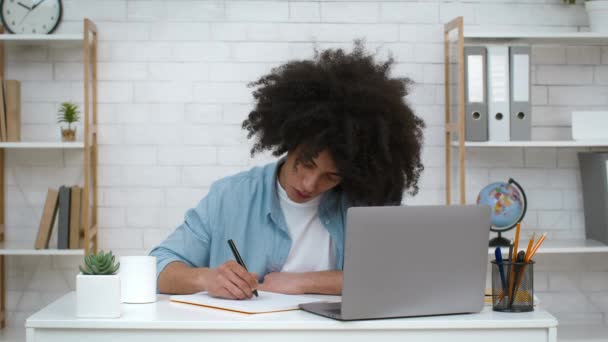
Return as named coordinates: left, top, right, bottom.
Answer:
left=32, top=0, right=48, bottom=10
left=18, top=10, right=32, bottom=26
left=17, top=2, right=32, bottom=10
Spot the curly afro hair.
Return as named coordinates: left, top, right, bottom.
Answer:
left=242, top=41, right=425, bottom=206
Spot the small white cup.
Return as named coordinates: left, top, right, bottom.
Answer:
left=118, top=256, right=157, bottom=304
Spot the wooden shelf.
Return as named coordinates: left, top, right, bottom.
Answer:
left=489, top=239, right=608, bottom=255
left=0, top=142, right=84, bottom=149
left=0, top=241, right=84, bottom=256
left=450, top=140, right=608, bottom=148
left=0, top=19, right=98, bottom=329
left=463, top=31, right=608, bottom=44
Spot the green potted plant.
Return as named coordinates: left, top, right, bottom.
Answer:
left=57, top=102, right=80, bottom=142
left=564, top=0, right=608, bottom=32
left=76, top=250, right=121, bottom=318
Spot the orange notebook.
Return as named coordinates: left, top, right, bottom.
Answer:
left=69, top=186, right=81, bottom=249
left=5, top=80, right=20, bottom=142
left=170, top=291, right=326, bottom=314
left=0, top=78, right=6, bottom=141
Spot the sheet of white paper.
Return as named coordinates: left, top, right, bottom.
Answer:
left=170, top=291, right=326, bottom=314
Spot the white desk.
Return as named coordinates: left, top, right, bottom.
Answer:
left=26, top=292, right=558, bottom=342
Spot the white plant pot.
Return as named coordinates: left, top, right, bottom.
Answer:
left=585, top=1, right=608, bottom=32
left=76, top=274, right=121, bottom=318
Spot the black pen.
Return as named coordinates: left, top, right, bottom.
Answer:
left=227, top=239, right=259, bottom=297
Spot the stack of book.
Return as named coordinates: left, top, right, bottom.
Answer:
left=0, top=80, right=21, bottom=142
left=34, top=185, right=84, bottom=250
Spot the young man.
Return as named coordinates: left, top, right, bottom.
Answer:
left=149, top=41, right=425, bottom=300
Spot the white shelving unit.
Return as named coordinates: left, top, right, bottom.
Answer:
left=558, top=324, right=608, bottom=342
left=0, top=34, right=81, bottom=42
left=451, top=141, right=608, bottom=148
left=0, top=242, right=84, bottom=256
left=0, top=142, right=84, bottom=149
left=0, top=34, right=82, bottom=50
left=444, top=17, right=608, bottom=254
left=489, top=239, right=608, bottom=255
left=0, top=19, right=99, bottom=329
left=463, top=31, right=608, bottom=44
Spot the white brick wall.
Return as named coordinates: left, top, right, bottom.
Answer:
left=4, top=0, right=608, bottom=334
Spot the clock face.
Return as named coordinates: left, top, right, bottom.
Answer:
left=1, top=0, right=62, bottom=34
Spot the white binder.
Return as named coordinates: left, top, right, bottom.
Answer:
left=487, top=46, right=510, bottom=142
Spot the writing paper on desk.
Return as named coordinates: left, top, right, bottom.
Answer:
left=170, top=291, right=326, bottom=314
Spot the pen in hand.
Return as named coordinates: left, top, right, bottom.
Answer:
left=227, top=239, right=259, bottom=297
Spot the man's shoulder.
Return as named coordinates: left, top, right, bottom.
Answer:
left=210, top=162, right=276, bottom=197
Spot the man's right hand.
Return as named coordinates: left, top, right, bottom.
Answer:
left=206, top=260, right=258, bottom=299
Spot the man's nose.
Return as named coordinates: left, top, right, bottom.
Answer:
left=301, top=175, right=317, bottom=193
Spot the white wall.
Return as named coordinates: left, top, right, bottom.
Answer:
left=3, top=0, right=608, bottom=331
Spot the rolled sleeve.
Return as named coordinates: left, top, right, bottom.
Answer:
left=149, top=190, right=215, bottom=280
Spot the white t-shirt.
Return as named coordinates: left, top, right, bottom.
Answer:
left=277, top=180, right=336, bottom=272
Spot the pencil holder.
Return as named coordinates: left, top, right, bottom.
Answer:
left=491, top=260, right=535, bottom=312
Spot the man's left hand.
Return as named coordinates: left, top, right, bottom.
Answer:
left=258, top=272, right=305, bottom=294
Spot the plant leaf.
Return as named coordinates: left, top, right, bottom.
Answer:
left=84, top=254, right=94, bottom=272
left=79, top=265, right=91, bottom=275
left=89, top=261, right=101, bottom=274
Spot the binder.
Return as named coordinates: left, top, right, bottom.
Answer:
left=57, top=185, right=71, bottom=249
left=35, top=188, right=59, bottom=249
left=5, top=80, right=21, bottom=142
left=578, top=152, right=608, bottom=245
left=0, top=78, right=6, bottom=142
left=79, top=187, right=86, bottom=248
left=69, top=186, right=82, bottom=249
left=487, top=46, right=510, bottom=142
left=464, top=46, right=488, bottom=141
left=509, top=46, right=531, bottom=141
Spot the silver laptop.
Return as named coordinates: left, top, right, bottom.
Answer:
left=300, top=205, right=491, bottom=321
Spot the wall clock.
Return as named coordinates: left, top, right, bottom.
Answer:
left=1, top=0, right=62, bottom=34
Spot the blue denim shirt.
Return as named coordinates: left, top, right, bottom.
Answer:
left=149, top=160, right=349, bottom=284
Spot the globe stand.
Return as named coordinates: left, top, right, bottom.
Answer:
left=489, top=232, right=511, bottom=247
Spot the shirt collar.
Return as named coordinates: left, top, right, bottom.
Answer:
left=265, top=158, right=286, bottom=225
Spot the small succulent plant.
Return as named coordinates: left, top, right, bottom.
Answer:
left=79, top=250, right=120, bottom=275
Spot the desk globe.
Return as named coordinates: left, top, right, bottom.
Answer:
left=476, top=178, right=527, bottom=247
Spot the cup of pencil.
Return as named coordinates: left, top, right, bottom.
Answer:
left=490, top=225, right=547, bottom=312
left=491, top=259, right=535, bottom=312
